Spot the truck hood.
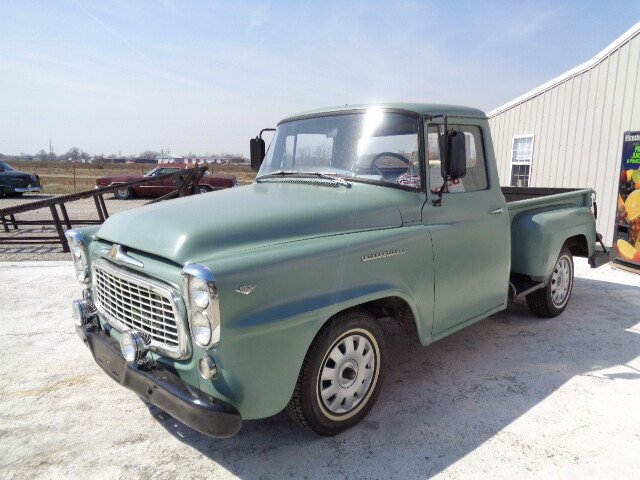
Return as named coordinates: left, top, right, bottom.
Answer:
left=96, top=181, right=412, bottom=265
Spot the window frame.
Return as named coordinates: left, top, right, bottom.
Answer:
left=266, top=108, right=427, bottom=193
left=510, top=134, right=535, bottom=187
left=425, top=122, right=490, bottom=194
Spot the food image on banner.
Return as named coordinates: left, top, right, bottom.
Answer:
left=614, top=131, right=640, bottom=267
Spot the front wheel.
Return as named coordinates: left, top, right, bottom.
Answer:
left=526, top=246, right=574, bottom=317
left=286, top=310, right=385, bottom=436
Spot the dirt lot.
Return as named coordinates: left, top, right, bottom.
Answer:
left=0, top=259, right=638, bottom=479
left=0, top=194, right=148, bottom=261
left=6, top=161, right=256, bottom=194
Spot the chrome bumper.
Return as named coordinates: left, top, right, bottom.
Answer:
left=13, top=186, right=42, bottom=193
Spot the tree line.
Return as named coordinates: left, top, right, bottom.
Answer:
left=0, top=148, right=248, bottom=163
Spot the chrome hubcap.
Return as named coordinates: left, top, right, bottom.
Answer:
left=319, top=334, right=375, bottom=414
left=551, top=256, right=572, bottom=307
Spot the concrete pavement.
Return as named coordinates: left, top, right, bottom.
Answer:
left=0, top=259, right=639, bottom=479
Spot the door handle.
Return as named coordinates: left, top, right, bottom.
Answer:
left=488, top=208, right=504, bottom=215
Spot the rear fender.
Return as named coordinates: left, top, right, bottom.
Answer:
left=510, top=206, right=596, bottom=280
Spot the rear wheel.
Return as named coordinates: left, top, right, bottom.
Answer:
left=286, top=310, right=385, bottom=436
left=115, top=187, right=132, bottom=200
left=526, top=246, right=574, bottom=317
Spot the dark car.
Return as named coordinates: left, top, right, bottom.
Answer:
left=0, top=161, right=42, bottom=196
left=95, top=163, right=239, bottom=199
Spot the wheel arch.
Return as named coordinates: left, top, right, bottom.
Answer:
left=564, top=233, right=589, bottom=258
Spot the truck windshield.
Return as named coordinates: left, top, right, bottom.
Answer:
left=258, top=109, right=421, bottom=189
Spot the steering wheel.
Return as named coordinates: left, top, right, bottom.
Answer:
left=369, top=152, right=412, bottom=176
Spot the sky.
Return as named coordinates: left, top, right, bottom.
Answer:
left=1, top=1, right=639, bottom=157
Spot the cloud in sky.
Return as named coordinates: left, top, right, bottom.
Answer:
left=0, top=0, right=638, bottom=156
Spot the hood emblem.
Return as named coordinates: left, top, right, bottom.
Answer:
left=235, top=284, right=256, bottom=295
left=99, top=244, right=144, bottom=268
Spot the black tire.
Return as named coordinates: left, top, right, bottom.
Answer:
left=286, top=310, right=385, bottom=436
left=526, top=246, right=574, bottom=318
left=115, top=186, right=132, bottom=200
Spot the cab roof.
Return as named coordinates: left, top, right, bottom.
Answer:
left=280, top=103, right=487, bottom=124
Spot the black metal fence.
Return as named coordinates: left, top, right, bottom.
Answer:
left=0, top=166, right=207, bottom=253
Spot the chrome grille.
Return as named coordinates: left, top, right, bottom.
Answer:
left=92, top=259, right=189, bottom=359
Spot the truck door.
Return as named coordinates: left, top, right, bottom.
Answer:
left=422, top=123, right=510, bottom=336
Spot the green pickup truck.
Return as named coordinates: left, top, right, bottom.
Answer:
left=67, top=104, right=608, bottom=438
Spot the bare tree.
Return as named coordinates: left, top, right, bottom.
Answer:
left=64, top=147, right=82, bottom=160
left=138, top=150, right=160, bottom=160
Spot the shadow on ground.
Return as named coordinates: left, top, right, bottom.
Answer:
left=144, top=275, right=640, bottom=478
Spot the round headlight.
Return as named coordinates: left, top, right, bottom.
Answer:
left=191, top=311, right=212, bottom=347
left=71, top=246, right=88, bottom=282
left=120, top=330, right=151, bottom=363
left=189, top=277, right=210, bottom=309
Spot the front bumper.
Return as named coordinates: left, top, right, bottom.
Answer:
left=76, top=321, right=242, bottom=438
left=13, top=186, right=42, bottom=193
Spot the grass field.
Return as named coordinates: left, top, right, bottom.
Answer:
left=9, top=161, right=257, bottom=194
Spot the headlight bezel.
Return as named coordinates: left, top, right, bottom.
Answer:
left=182, top=264, right=220, bottom=350
left=65, top=229, right=90, bottom=284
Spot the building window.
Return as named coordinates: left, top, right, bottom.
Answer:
left=510, top=135, right=534, bottom=187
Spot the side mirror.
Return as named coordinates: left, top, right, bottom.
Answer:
left=250, top=137, right=265, bottom=172
left=439, top=130, right=466, bottom=180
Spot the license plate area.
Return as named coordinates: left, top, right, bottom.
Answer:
left=91, top=333, right=127, bottom=382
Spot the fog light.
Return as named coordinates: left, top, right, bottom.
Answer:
left=198, top=357, right=217, bottom=379
left=120, top=330, right=151, bottom=364
left=72, top=299, right=96, bottom=327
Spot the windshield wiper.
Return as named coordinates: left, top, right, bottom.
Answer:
left=256, top=170, right=350, bottom=187
left=255, top=170, right=299, bottom=182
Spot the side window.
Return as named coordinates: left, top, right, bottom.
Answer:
left=426, top=124, right=488, bottom=193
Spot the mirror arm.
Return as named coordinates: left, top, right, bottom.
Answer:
left=259, top=128, right=276, bottom=139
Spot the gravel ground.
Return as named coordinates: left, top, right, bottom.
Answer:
left=0, top=259, right=639, bottom=479
left=0, top=194, right=148, bottom=261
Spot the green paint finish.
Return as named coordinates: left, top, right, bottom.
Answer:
left=73, top=104, right=601, bottom=422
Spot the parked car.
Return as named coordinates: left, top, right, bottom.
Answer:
left=95, top=163, right=238, bottom=199
left=66, top=103, right=608, bottom=439
left=0, top=161, right=42, bottom=196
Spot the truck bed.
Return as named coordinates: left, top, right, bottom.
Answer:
left=503, top=186, right=599, bottom=281
left=502, top=187, right=595, bottom=223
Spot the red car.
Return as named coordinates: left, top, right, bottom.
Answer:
left=96, top=164, right=238, bottom=199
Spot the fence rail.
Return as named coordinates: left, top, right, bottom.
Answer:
left=0, top=166, right=207, bottom=252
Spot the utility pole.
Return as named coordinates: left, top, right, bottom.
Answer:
left=49, top=138, right=53, bottom=161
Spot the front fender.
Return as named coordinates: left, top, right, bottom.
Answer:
left=200, top=226, right=434, bottom=419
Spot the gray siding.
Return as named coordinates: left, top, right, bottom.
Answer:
left=488, top=28, right=640, bottom=245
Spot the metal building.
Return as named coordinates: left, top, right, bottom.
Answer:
left=488, top=21, right=640, bottom=245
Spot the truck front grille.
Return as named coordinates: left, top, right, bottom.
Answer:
left=92, top=259, right=189, bottom=359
